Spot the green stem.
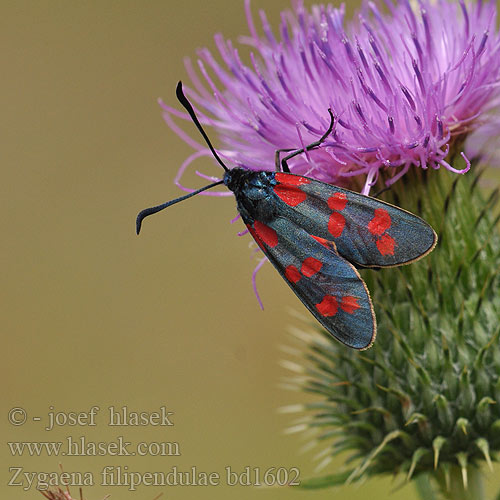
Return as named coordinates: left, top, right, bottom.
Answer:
left=435, top=466, right=485, bottom=500
left=414, top=474, right=437, bottom=500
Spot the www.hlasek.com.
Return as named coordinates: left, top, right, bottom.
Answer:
left=8, top=466, right=301, bottom=491
left=8, top=436, right=180, bottom=457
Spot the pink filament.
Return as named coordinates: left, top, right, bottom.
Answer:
left=174, top=150, right=232, bottom=197
left=252, top=257, right=267, bottom=310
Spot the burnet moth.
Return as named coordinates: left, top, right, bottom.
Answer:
left=137, top=82, right=437, bottom=350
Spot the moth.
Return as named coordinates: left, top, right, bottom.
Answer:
left=137, top=82, right=437, bottom=349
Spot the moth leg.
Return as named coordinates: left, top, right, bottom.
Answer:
left=274, top=148, right=295, bottom=172
left=278, top=109, right=335, bottom=173
left=372, top=185, right=392, bottom=199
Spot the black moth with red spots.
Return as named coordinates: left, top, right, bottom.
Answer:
left=137, top=82, right=437, bottom=350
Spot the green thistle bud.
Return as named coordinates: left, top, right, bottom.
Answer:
left=283, top=165, right=500, bottom=498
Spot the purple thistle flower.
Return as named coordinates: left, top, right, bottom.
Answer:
left=161, top=0, right=500, bottom=195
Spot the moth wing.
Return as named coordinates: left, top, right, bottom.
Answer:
left=247, top=217, right=375, bottom=349
left=272, top=172, right=437, bottom=268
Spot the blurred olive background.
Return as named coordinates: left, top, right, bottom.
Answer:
left=2, top=1, right=500, bottom=499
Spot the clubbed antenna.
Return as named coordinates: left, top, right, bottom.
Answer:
left=136, top=180, right=224, bottom=234
left=136, top=81, right=230, bottom=234
left=175, top=81, right=229, bottom=172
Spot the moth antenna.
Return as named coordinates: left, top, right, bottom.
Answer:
left=136, top=180, right=225, bottom=234
left=176, top=81, right=229, bottom=172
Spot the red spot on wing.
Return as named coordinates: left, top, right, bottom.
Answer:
left=368, top=208, right=391, bottom=235
left=328, top=192, right=348, bottom=211
left=247, top=225, right=266, bottom=251
left=275, top=172, right=311, bottom=186
left=273, top=185, right=307, bottom=206
left=340, top=296, right=361, bottom=314
left=253, top=221, right=278, bottom=248
left=328, top=212, right=346, bottom=238
left=301, top=257, right=323, bottom=277
left=311, top=235, right=336, bottom=251
left=285, top=265, right=301, bottom=283
left=316, top=295, right=338, bottom=317
left=376, top=233, right=396, bottom=256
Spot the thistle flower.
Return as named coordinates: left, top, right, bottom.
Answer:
left=161, top=0, right=500, bottom=195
